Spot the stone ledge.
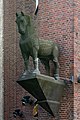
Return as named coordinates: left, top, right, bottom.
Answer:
left=17, top=73, right=65, bottom=117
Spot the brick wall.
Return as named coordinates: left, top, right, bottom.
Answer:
left=38, top=0, right=74, bottom=78
left=3, top=0, right=74, bottom=120
left=74, top=0, right=80, bottom=120
left=0, top=0, right=4, bottom=119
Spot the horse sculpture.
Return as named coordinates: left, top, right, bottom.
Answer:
left=16, top=12, right=59, bottom=80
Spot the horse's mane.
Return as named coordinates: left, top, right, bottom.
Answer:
left=24, top=15, right=38, bottom=37
left=25, top=15, right=31, bottom=26
left=25, top=15, right=36, bottom=29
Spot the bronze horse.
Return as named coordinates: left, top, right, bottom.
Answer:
left=16, top=12, right=59, bottom=80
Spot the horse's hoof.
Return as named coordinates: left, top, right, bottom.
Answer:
left=23, top=70, right=30, bottom=76
left=55, top=77, right=59, bottom=80
left=33, top=69, right=40, bottom=74
left=54, top=74, right=60, bottom=80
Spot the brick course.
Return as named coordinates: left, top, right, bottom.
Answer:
left=74, top=0, right=80, bottom=120
left=0, top=0, right=4, bottom=119
left=3, top=0, right=74, bottom=120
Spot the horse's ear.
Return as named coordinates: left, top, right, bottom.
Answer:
left=21, top=11, right=24, bottom=16
left=16, top=12, right=18, bottom=17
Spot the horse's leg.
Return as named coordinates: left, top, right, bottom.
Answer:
left=53, top=60, right=59, bottom=80
left=52, top=45, right=59, bottom=80
left=22, top=52, right=29, bottom=75
left=42, top=60, right=50, bottom=75
left=24, top=57, right=29, bottom=70
left=33, top=47, right=40, bottom=74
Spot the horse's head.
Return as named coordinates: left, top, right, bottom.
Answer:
left=16, top=12, right=31, bottom=34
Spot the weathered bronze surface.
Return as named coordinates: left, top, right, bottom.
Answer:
left=16, top=12, right=59, bottom=80
left=17, top=72, right=65, bottom=116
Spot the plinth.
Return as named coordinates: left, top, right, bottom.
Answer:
left=17, top=73, right=65, bottom=117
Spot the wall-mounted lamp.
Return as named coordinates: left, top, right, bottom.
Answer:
left=13, top=109, right=23, bottom=118
left=21, top=96, right=34, bottom=105
left=70, top=75, right=74, bottom=83
left=77, top=75, right=80, bottom=83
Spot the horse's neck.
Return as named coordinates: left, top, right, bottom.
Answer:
left=27, top=25, right=35, bottom=38
left=21, top=33, right=28, bottom=41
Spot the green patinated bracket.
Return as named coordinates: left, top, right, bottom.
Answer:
left=17, top=73, right=65, bottom=117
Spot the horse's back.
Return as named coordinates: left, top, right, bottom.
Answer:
left=38, top=39, right=52, bottom=57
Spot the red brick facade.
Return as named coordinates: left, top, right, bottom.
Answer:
left=3, top=0, right=76, bottom=120
left=74, top=0, right=80, bottom=119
